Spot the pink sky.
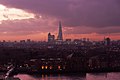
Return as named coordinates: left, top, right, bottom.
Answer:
left=0, top=0, right=120, bottom=41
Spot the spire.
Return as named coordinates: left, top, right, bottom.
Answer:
left=57, top=21, right=63, bottom=41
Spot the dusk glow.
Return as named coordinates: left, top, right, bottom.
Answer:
left=0, top=1, right=120, bottom=80
left=0, top=4, right=35, bottom=21
left=0, top=0, right=120, bottom=41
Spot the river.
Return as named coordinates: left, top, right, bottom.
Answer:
left=14, top=72, right=120, bottom=80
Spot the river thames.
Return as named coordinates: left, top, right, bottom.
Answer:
left=15, top=72, right=120, bottom=80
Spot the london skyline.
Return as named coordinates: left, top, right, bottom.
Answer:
left=0, top=0, right=120, bottom=41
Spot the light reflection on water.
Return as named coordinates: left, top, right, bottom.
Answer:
left=15, top=72, right=120, bottom=80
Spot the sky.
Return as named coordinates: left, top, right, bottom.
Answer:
left=0, top=0, right=120, bottom=41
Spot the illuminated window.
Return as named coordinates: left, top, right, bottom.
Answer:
left=50, top=66, right=52, bottom=69
left=58, top=66, right=61, bottom=70
left=45, top=66, right=48, bottom=69
left=42, top=66, right=44, bottom=69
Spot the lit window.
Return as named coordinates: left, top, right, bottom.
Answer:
left=50, top=66, right=52, bottom=69
left=45, top=66, right=48, bottom=69
left=58, top=66, right=61, bottom=70
left=42, top=66, right=44, bottom=69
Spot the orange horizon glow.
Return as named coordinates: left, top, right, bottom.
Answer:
left=0, top=32, right=119, bottom=41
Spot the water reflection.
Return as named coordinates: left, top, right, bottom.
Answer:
left=86, top=73, right=107, bottom=80
left=15, top=72, right=120, bottom=80
left=87, top=72, right=120, bottom=80
left=15, top=74, right=86, bottom=80
left=107, top=72, right=120, bottom=80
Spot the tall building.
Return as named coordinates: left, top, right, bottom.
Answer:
left=104, top=37, right=111, bottom=46
left=57, top=21, right=63, bottom=41
left=48, top=33, right=55, bottom=42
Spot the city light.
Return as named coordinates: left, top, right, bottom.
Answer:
left=45, top=66, right=48, bottom=69
left=49, top=66, right=52, bottom=69
left=42, top=66, right=44, bottom=69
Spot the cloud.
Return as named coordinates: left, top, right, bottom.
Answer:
left=0, top=4, right=35, bottom=22
left=0, top=16, right=58, bottom=36
left=0, top=0, right=120, bottom=39
left=64, top=26, right=120, bottom=34
left=0, top=0, right=120, bottom=27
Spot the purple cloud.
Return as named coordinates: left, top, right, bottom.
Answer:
left=0, top=0, right=120, bottom=35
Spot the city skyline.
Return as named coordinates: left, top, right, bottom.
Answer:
left=0, top=0, right=120, bottom=41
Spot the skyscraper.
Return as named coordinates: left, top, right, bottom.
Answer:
left=104, top=37, right=111, bottom=46
left=48, top=33, right=55, bottom=42
left=57, top=21, right=63, bottom=41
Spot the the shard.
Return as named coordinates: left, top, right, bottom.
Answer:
left=57, top=21, right=63, bottom=41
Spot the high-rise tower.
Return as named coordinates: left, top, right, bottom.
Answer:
left=57, top=21, right=63, bottom=41
left=48, top=33, right=55, bottom=42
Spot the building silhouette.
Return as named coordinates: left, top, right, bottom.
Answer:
left=104, top=37, right=111, bottom=46
left=48, top=33, right=55, bottom=42
left=57, top=21, right=63, bottom=41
